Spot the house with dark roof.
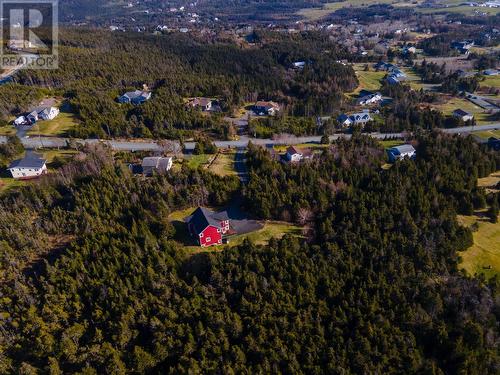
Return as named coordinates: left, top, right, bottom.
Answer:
left=338, top=112, right=372, bottom=127
left=254, top=101, right=280, bottom=116
left=8, top=152, right=47, bottom=179
left=356, top=90, right=382, bottom=106
left=185, top=207, right=231, bottom=247
left=118, top=90, right=152, bottom=105
left=452, top=108, right=474, bottom=122
left=487, top=137, right=500, bottom=151
left=387, top=144, right=416, bottom=163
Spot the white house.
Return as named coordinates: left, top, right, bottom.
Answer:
left=141, top=157, right=173, bottom=176
left=387, top=144, right=416, bottom=163
left=8, top=153, right=47, bottom=180
left=254, top=101, right=280, bottom=116
left=14, top=116, right=27, bottom=126
left=285, top=146, right=312, bottom=163
left=38, top=107, right=59, bottom=121
left=357, top=91, right=382, bottom=106
left=452, top=109, right=474, bottom=122
left=337, top=112, right=372, bottom=127
left=188, top=97, right=213, bottom=111
left=25, top=107, right=59, bottom=124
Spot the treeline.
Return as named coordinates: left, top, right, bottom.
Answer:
left=14, top=29, right=356, bottom=139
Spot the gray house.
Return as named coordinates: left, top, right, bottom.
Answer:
left=118, top=90, right=152, bottom=105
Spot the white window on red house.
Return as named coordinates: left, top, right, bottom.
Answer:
left=206, top=237, right=211, bottom=242
left=200, top=233, right=203, bottom=237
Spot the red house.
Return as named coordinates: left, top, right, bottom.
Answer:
left=186, top=207, right=230, bottom=247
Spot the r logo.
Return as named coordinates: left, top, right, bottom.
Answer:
left=0, top=0, right=58, bottom=70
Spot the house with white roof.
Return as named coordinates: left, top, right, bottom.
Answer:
left=141, top=157, right=173, bottom=176
left=387, top=144, right=416, bottom=163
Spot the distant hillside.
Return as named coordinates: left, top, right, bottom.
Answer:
left=58, top=0, right=333, bottom=23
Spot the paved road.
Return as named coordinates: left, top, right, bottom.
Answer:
left=234, top=148, right=249, bottom=183
left=1, top=123, right=499, bottom=151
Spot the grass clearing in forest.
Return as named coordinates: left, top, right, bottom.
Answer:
left=168, top=207, right=303, bottom=253
left=0, top=125, right=16, bottom=136
left=27, top=111, right=80, bottom=137
left=432, top=97, right=491, bottom=124
left=458, top=212, right=500, bottom=279
left=207, top=151, right=237, bottom=177
left=186, top=154, right=211, bottom=169
left=348, top=64, right=385, bottom=97
left=0, top=178, right=25, bottom=194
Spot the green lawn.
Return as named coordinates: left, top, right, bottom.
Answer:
left=26, top=111, right=80, bottom=137
left=348, top=64, right=385, bottom=97
left=458, top=213, right=500, bottom=279
left=472, top=130, right=500, bottom=140
left=433, top=97, right=492, bottom=124
left=168, top=207, right=303, bottom=253
left=379, top=140, right=405, bottom=148
left=186, top=154, right=211, bottom=169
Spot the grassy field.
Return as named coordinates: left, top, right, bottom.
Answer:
left=0, top=125, right=16, bottom=136
left=273, top=143, right=329, bottom=152
left=379, top=139, right=405, bottom=148
left=481, top=75, right=500, bottom=98
left=432, top=97, right=491, bottom=124
left=43, top=150, right=78, bottom=165
left=186, top=154, right=211, bottom=169
left=26, top=111, right=80, bottom=137
left=472, top=129, right=500, bottom=140
left=297, top=0, right=395, bottom=20
left=477, top=171, right=500, bottom=192
left=208, top=152, right=237, bottom=177
left=348, top=64, right=385, bottom=96
left=0, top=178, right=25, bottom=194
left=458, top=213, right=500, bottom=279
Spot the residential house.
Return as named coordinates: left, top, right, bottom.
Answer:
left=292, top=61, right=306, bottom=69
left=387, top=144, right=416, bottom=163
left=14, top=116, right=27, bottom=126
left=8, top=152, right=47, bottom=180
left=254, top=101, right=280, bottom=116
left=337, top=112, right=372, bottom=127
left=374, top=61, right=396, bottom=71
left=483, top=69, right=499, bottom=76
left=118, top=90, right=152, bottom=105
left=141, top=157, right=173, bottom=176
left=452, top=109, right=474, bottom=122
left=188, top=97, right=213, bottom=111
left=402, top=46, right=417, bottom=54
left=25, top=107, right=59, bottom=124
left=38, top=107, right=60, bottom=121
left=357, top=90, right=382, bottom=106
left=451, top=40, right=474, bottom=55
left=186, top=207, right=231, bottom=247
left=285, top=146, right=312, bottom=163
left=386, top=75, right=400, bottom=85
left=487, top=137, right=500, bottom=151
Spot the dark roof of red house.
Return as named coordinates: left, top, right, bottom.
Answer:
left=186, top=207, right=229, bottom=234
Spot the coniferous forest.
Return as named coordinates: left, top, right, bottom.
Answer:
left=0, top=134, right=498, bottom=374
